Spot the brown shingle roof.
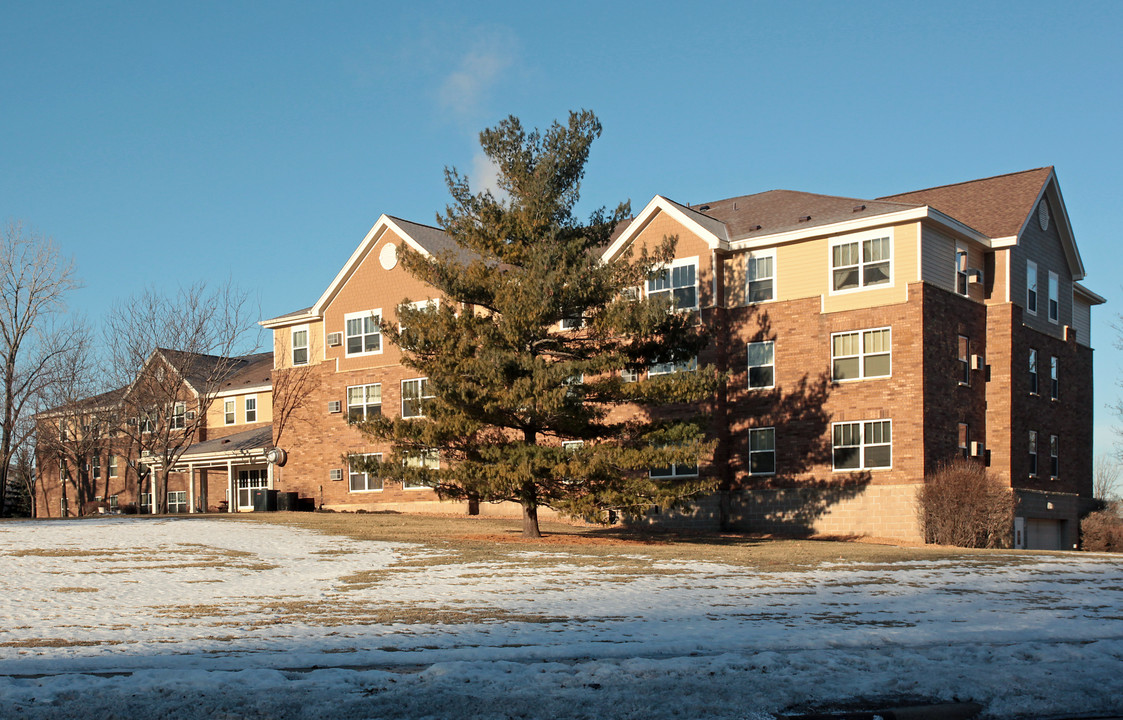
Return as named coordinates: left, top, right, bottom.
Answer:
left=180, top=425, right=273, bottom=458
left=159, top=350, right=272, bottom=394
left=878, top=167, right=1053, bottom=239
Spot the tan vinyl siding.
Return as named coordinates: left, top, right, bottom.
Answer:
left=274, top=319, right=323, bottom=369
left=626, top=210, right=716, bottom=307
left=206, top=390, right=274, bottom=428
left=822, top=223, right=917, bottom=314
left=921, top=226, right=956, bottom=290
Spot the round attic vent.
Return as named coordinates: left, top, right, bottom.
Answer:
left=1038, top=200, right=1050, bottom=231
left=379, top=242, right=398, bottom=270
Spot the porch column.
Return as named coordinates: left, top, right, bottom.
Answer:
left=227, top=459, right=235, bottom=513
left=188, top=465, right=196, bottom=514
left=267, top=461, right=274, bottom=490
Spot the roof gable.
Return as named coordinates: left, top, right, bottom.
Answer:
left=602, top=195, right=730, bottom=262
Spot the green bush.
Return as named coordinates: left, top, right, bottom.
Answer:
left=918, top=458, right=1014, bottom=548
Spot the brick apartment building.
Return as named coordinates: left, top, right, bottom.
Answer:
left=36, top=167, right=1102, bottom=550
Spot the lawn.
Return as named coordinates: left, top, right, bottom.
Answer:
left=0, top=513, right=1120, bottom=719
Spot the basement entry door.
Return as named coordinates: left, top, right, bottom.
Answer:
left=237, top=469, right=268, bottom=510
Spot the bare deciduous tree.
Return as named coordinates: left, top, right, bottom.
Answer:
left=0, top=221, right=79, bottom=516
left=270, top=333, right=318, bottom=449
left=918, top=457, right=1015, bottom=548
left=104, top=282, right=259, bottom=513
left=1094, top=454, right=1121, bottom=502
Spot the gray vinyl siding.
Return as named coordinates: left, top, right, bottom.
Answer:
left=1073, top=296, right=1092, bottom=348
left=921, top=225, right=986, bottom=302
left=1010, top=196, right=1073, bottom=341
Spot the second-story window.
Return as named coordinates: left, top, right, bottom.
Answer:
left=245, top=396, right=257, bottom=423
left=832, top=235, right=890, bottom=292
left=956, top=245, right=969, bottom=295
left=402, top=378, right=433, bottom=419
left=345, top=311, right=382, bottom=355
left=92, top=455, right=101, bottom=480
left=958, top=423, right=969, bottom=459
left=747, top=341, right=775, bottom=389
left=347, top=383, right=382, bottom=422
left=1028, top=430, right=1038, bottom=476
left=224, top=398, right=235, bottom=425
left=108, top=455, right=118, bottom=478
left=1048, top=271, right=1059, bottom=323
left=1026, top=260, right=1038, bottom=315
left=1050, top=356, right=1059, bottom=400
left=747, top=251, right=775, bottom=303
left=647, top=260, right=697, bottom=311
left=170, top=402, right=186, bottom=430
left=292, top=327, right=309, bottom=366
left=831, top=328, right=890, bottom=381
left=1029, top=349, right=1039, bottom=394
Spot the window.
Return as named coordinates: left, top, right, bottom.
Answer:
left=956, top=245, right=969, bottom=295
left=403, top=449, right=438, bottom=489
left=108, top=495, right=118, bottom=512
left=958, top=336, right=970, bottom=386
left=620, top=368, right=639, bottom=383
left=1048, top=271, right=1059, bottom=323
left=224, top=398, right=236, bottom=425
left=647, top=259, right=698, bottom=311
left=349, top=453, right=383, bottom=492
left=1028, top=430, right=1038, bottom=476
left=649, top=357, right=697, bottom=377
left=168, top=491, right=187, bottom=514
left=292, top=327, right=309, bottom=366
left=832, top=420, right=892, bottom=470
left=1029, top=349, right=1038, bottom=394
left=139, top=492, right=151, bottom=511
left=108, top=455, right=118, bottom=478
left=560, top=317, right=583, bottom=331
left=1050, top=356, right=1059, bottom=400
left=749, top=428, right=776, bottom=475
left=347, top=383, right=382, bottom=422
left=245, top=396, right=257, bottom=423
left=59, top=421, right=67, bottom=442
left=649, top=450, right=699, bottom=479
left=1026, top=261, right=1038, bottom=315
left=400, top=299, right=440, bottom=332
left=747, top=251, right=775, bottom=303
left=1050, top=435, right=1059, bottom=478
left=831, top=328, right=891, bottom=381
left=345, top=310, right=382, bottom=355
left=958, top=423, right=969, bottom=459
left=402, top=378, right=434, bottom=419
left=562, top=440, right=584, bottom=452
left=139, top=409, right=155, bottom=434
left=831, top=234, right=890, bottom=292
left=170, top=401, right=186, bottom=430
left=91, top=455, right=101, bottom=480
left=747, top=341, right=775, bottom=389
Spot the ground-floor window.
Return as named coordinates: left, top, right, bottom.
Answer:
left=237, top=469, right=268, bottom=509
left=403, top=449, right=438, bottom=489
left=109, top=495, right=119, bottom=512
left=139, top=493, right=152, bottom=513
left=168, top=491, right=187, bottom=514
left=749, top=427, right=776, bottom=475
left=349, top=453, right=383, bottom=492
left=832, top=420, right=892, bottom=471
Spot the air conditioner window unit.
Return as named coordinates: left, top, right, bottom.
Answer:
left=329, top=468, right=343, bottom=481
left=968, top=269, right=983, bottom=284
left=328, top=400, right=342, bottom=413
left=970, top=441, right=985, bottom=457
left=327, top=332, right=342, bottom=347
left=971, top=354, right=985, bottom=370
left=186, top=411, right=196, bottom=421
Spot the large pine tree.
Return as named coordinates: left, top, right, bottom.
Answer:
left=358, top=110, right=718, bottom=537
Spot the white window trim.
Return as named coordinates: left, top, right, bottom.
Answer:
left=646, top=256, right=700, bottom=312
left=224, top=398, right=236, bottom=426
left=344, top=309, right=384, bottom=357
left=291, top=325, right=310, bottom=366
left=401, top=299, right=440, bottom=331
left=649, top=356, right=698, bottom=377
left=346, top=383, right=382, bottom=423
left=401, top=378, right=433, bottom=419
left=1029, top=430, right=1039, bottom=477
left=746, top=249, right=776, bottom=304
left=1050, top=355, right=1059, bottom=400
left=349, top=453, right=384, bottom=493
left=403, top=449, right=438, bottom=490
left=170, top=401, right=186, bottom=430
left=831, top=419, right=893, bottom=472
left=1029, top=348, right=1039, bottom=395
left=955, top=243, right=969, bottom=296
left=649, top=462, right=700, bottom=479
left=828, top=228, right=894, bottom=295
left=244, top=394, right=258, bottom=423
left=747, top=341, right=775, bottom=390
left=748, top=427, right=776, bottom=476
left=1048, top=271, right=1060, bottom=324
left=830, top=327, right=892, bottom=382
left=1026, top=260, right=1038, bottom=316
left=108, top=455, right=118, bottom=478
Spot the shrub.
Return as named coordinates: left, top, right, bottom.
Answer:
left=918, top=458, right=1014, bottom=548
left=1081, top=503, right=1123, bottom=552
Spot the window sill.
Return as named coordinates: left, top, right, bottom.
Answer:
left=349, top=489, right=384, bottom=494
left=344, top=350, right=384, bottom=359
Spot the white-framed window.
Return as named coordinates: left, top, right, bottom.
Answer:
left=1029, top=348, right=1038, bottom=394
left=747, top=341, right=775, bottom=389
left=168, top=491, right=187, bottom=514
left=955, top=244, right=969, bottom=296
left=1050, top=356, right=1059, bottom=400
left=749, top=427, right=776, bottom=475
left=747, top=250, right=775, bottom=303
left=958, top=336, right=970, bottom=386
left=1028, top=430, right=1038, bottom=477
left=139, top=492, right=151, bottom=511
left=108, top=495, right=118, bottom=511
left=244, top=396, right=257, bottom=423
left=403, top=449, right=438, bottom=489
left=1026, top=260, right=1038, bottom=315
left=170, top=401, right=186, bottom=430
left=139, top=409, right=155, bottom=434
left=1048, top=271, right=1059, bottom=323
left=345, top=310, right=382, bottom=356
left=830, top=231, right=891, bottom=292
left=108, top=455, right=118, bottom=478
left=832, top=420, right=892, bottom=471
left=402, top=378, right=433, bottom=419
left=649, top=451, right=699, bottom=479
left=292, top=326, right=309, bottom=366
left=91, top=454, right=101, bottom=480
left=1049, top=435, right=1059, bottom=478
left=958, top=423, right=969, bottom=459
left=347, top=383, right=382, bottom=423
left=560, top=316, right=584, bottom=331
left=400, top=299, right=440, bottom=331
left=649, top=356, right=697, bottom=377
left=562, top=440, right=584, bottom=452
left=224, top=398, right=236, bottom=425
left=831, top=328, right=891, bottom=381
left=620, top=368, right=639, bottom=383
left=349, top=453, right=383, bottom=492
left=647, top=257, right=698, bottom=311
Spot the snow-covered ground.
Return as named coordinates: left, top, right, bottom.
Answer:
left=1, top=517, right=1121, bottom=719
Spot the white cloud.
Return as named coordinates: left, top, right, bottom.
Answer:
left=470, top=151, right=505, bottom=199
left=437, top=29, right=517, bottom=120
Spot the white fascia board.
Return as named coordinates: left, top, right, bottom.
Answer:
left=1008, top=170, right=1086, bottom=281
left=601, top=196, right=729, bottom=263
left=259, top=311, right=316, bottom=330
left=1074, top=282, right=1106, bottom=305
left=214, top=384, right=272, bottom=399
left=728, top=207, right=991, bottom=251
left=309, top=215, right=434, bottom=317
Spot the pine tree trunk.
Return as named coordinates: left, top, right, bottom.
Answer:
left=521, top=502, right=541, bottom=538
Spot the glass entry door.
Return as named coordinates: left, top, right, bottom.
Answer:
left=236, top=469, right=268, bottom=510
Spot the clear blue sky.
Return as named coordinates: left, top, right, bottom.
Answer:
left=3, top=1, right=1121, bottom=457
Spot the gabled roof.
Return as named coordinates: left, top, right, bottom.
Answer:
left=158, top=349, right=272, bottom=395
left=260, top=214, right=462, bottom=328
left=37, top=385, right=128, bottom=418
